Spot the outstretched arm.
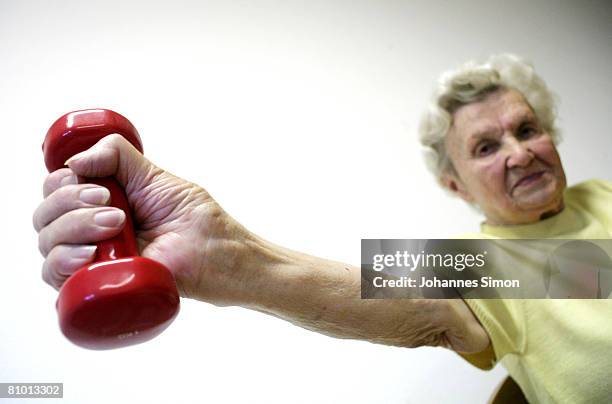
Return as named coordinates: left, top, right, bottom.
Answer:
left=33, top=134, right=489, bottom=353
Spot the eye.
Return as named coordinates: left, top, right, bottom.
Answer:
left=518, top=125, right=538, bottom=140
left=475, top=141, right=498, bottom=157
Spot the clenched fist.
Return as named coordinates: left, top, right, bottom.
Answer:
left=33, top=134, right=262, bottom=305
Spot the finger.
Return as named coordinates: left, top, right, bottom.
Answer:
left=33, top=184, right=111, bottom=232
left=42, top=244, right=97, bottom=290
left=38, top=207, right=126, bottom=257
left=43, top=168, right=80, bottom=198
left=65, top=133, right=157, bottom=189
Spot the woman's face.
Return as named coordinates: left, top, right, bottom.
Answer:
left=443, top=88, right=567, bottom=225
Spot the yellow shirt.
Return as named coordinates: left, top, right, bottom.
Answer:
left=459, top=179, right=612, bottom=404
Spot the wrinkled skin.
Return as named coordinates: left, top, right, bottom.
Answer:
left=442, top=88, right=567, bottom=225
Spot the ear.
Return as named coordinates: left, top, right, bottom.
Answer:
left=440, top=171, right=475, bottom=203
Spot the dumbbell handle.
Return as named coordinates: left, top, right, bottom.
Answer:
left=89, top=177, right=139, bottom=260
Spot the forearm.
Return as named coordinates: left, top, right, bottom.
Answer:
left=238, top=235, right=452, bottom=348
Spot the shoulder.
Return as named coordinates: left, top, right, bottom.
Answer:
left=566, top=179, right=612, bottom=219
left=566, top=178, right=612, bottom=199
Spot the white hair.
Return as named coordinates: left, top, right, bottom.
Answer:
left=418, top=54, right=561, bottom=182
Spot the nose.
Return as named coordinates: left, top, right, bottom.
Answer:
left=505, top=137, right=533, bottom=168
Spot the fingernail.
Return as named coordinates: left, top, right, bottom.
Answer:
left=65, top=151, right=88, bottom=166
left=94, top=210, right=125, bottom=227
left=64, top=156, right=79, bottom=166
left=60, top=175, right=78, bottom=187
left=73, top=245, right=97, bottom=258
left=80, top=187, right=110, bottom=205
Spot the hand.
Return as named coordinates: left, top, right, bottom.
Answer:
left=33, top=134, right=258, bottom=304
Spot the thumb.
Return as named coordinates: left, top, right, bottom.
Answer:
left=65, top=133, right=155, bottom=189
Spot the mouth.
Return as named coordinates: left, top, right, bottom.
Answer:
left=514, top=170, right=545, bottom=190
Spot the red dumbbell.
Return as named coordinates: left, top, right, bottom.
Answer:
left=42, top=109, right=180, bottom=350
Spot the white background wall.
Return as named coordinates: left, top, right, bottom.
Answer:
left=1, top=1, right=610, bottom=403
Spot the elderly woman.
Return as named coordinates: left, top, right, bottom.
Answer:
left=419, top=54, right=612, bottom=403
left=33, top=54, right=611, bottom=403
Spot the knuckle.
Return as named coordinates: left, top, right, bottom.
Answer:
left=52, top=244, right=94, bottom=277
left=50, top=273, right=63, bottom=290
left=41, top=264, right=50, bottom=284
left=48, top=184, right=75, bottom=205
left=105, top=133, right=125, bottom=145
left=66, top=207, right=107, bottom=237
left=66, top=215, right=82, bottom=237
left=43, top=168, right=74, bottom=197
left=43, top=169, right=65, bottom=188
left=41, top=262, right=60, bottom=290
left=60, top=210, right=87, bottom=239
left=32, top=209, right=47, bottom=233
left=38, top=231, right=49, bottom=257
left=47, top=263, right=64, bottom=287
left=38, top=207, right=113, bottom=258
left=47, top=246, right=70, bottom=277
left=42, top=247, right=68, bottom=291
left=103, top=133, right=134, bottom=155
left=46, top=245, right=64, bottom=266
left=57, top=184, right=89, bottom=205
left=34, top=184, right=83, bottom=233
left=32, top=206, right=43, bottom=232
left=98, top=134, right=124, bottom=153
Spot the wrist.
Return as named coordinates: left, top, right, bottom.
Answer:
left=238, top=239, right=360, bottom=323
left=188, top=214, right=293, bottom=307
left=234, top=234, right=297, bottom=310
left=221, top=232, right=319, bottom=314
